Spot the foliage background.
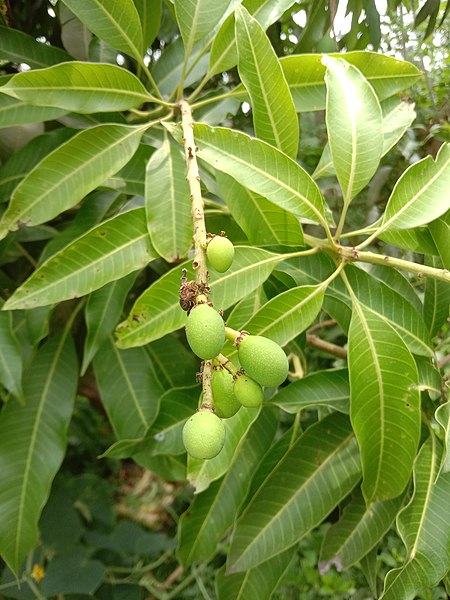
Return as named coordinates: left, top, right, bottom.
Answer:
left=0, top=0, right=449, bottom=598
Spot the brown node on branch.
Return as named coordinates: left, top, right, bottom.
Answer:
left=179, top=268, right=210, bottom=313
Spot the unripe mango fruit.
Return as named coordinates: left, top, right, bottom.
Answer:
left=233, top=373, right=264, bottom=408
left=212, top=367, right=241, bottom=418
left=206, top=236, right=235, bottom=273
left=237, top=335, right=288, bottom=387
left=182, top=409, right=225, bottom=459
left=185, top=304, right=225, bottom=359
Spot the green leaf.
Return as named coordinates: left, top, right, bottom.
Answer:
left=381, top=435, right=450, bottom=600
left=313, top=98, right=416, bottom=180
left=323, top=55, right=383, bottom=203
left=0, top=94, right=66, bottom=128
left=93, top=337, right=163, bottom=439
left=319, top=488, right=404, bottom=571
left=166, top=122, right=326, bottom=224
left=381, top=143, right=450, bottom=232
left=146, top=136, right=192, bottom=262
left=102, top=143, right=153, bottom=196
left=423, top=258, right=450, bottom=337
left=0, top=62, right=153, bottom=113
left=228, top=412, right=360, bottom=572
left=0, top=333, right=78, bottom=573
left=209, top=0, right=303, bottom=76
left=348, top=302, right=420, bottom=502
left=235, top=5, right=299, bottom=158
left=237, top=284, right=326, bottom=348
left=436, top=403, right=450, bottom=476
left=280, top=52, right=422, bottom=113
left=379, top=226, right=438, bottom=255
left=152, top=38, right=209, bottom=97
left=187, top=407, right=261, bottom=494
left=273, top=369, right=350, bottom=414
left=116, top=246, right=283, bottom=348
left=216, top=548, right=293, bottom=600
left=0, top=128, right=75, bottom=203
left=174, top=0, right=229, bottom=61
left=429, top=210, right=450, bottom=269
left=3, top=209, right=154, bottom=310
left=134, top=0, right=161, bottom=50
left=0, top=124, right=145, bottom=237
left=226, top=287, right=267, bottom=330
left=146, top=336, right=198, bottom=390
left=216, top=172, right=303, bottom=246
left=178, top=409, right=279, bottom=566
left=0, top=311, right=23, bottom=400
left=82, top=273, right=137, bottom=375
left=101, top=386, right=200, bottom=459
left=0, top=26, right=72, bottom=68
left=60, top=0, right=143, bottom=61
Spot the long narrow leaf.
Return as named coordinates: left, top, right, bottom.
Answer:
left=3, top=209, right=155, bottom=310
left=1, top=62, right=153, bottom=113
left=0, top=333, right=78, bottom=574
left=235, top=5, right=298, bottom=158
left=348, top=301, right=420, bottom=502
left=0, top=123, right=145, bottom=238
left=228, top=412, right=360, bottom=572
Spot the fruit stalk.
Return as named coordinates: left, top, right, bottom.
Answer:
left=178, top=99, right=208, bottom=290
left=201, top=359, right=214, bottom=410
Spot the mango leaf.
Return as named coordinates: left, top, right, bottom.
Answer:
left=280, top=52, right=422, bottom=112
left=423, top=258, right=450, bottom=337
left=238, top=284, right=326, bottom=348
left=0, top=333, right=78, bottom=574
left=0, top=128, right=75, bottom=203
left=227, top=412, right=361, bottom=572
left=3, top=209, right=154, bottom=310
left=235, top=5, right=298, bottom=158
left=187, top=407, right=261, bottom=494
left=0, top=26, right=72, bottom=68
left=319, top=488, right=404, bottom=572
left=216, top=548, right=293, bottom=599
left=379, top=225, right=438, bottom=255
left=60, top=0, right=144, bottom=61
left=0, top=311, right=23, bottom=400
left=152, top=38, right=210, bottom=97
left=381, top=143, right=450, bottom=232
left=323, top=55, right=382, bottom=205
left=82, top=273, right=137, bottom=374
left=209, top=0, right=306, bottom=76
left=0, top=124, right=145, bottom=238
left=348, top=302, right=420, bottom=502
left=134, top=0, right=161, bottom=50
left=165, top=122, right=326, bottom=224
left=146, top=136, right=192, bottom=262
left=273, top=369, right=350, bottom=414
left=0, top=94, right=66, bottom=128
left=216, top=172, right=303, bottom=246
left=226, top=287, right=267, bottom=330
left=429, top=210, right=450, bottom=269
left=101, top=386, right=200, bottom=459
left=178, top=409, right=279, bottom=566
left=0, top=62, right=153, bottom=113
left=174, top=0, right=229, bottom=61
left=313, top=98, right=416, bottom=180
left=381, top=435, right=450, bottom=600
left=146, top=336, right=198, bottom=390
left=116, top=246, right=284, bottom=348
left=93, top=337, right=163, bottom=439
left=435, top=403, right=450, bottom=476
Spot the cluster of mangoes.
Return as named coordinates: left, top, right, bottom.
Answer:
left=182, top=235, right=288, bottom=461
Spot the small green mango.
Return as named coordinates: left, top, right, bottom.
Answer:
left=206, top=236, right=235, bottom=273
left=182, top=409, right=225, bottom=459
left=212, top=367, right=241, bottom=418
left=237, top=334, right=288, bottom=387
left=233, top=373, right=264, bottom=408
left=185, top=304, right=225, bottom=359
